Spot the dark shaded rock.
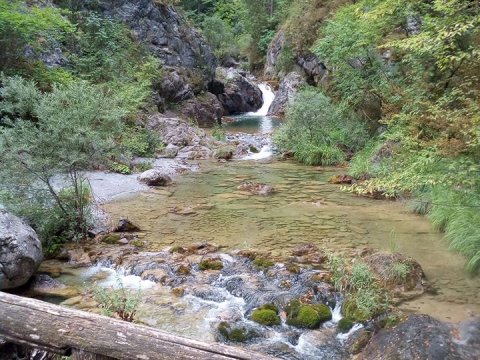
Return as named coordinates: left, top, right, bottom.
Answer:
left=359, top=315, right=480, bottom=360
left=268, top=72, right=306, bottom=116
left=345, top=328, right=373, bottom=355
left=295, top=52, right=328, bottom=86
left=114, top=218, right=140, bottom=232
left=153, top=69, right=194, bottom=109
left=0, top=211, right=42, bottom=290
left=138, top=169, right=173, bottom=186
left=215, top=68, right=263, bottom=115
left=180, top=92, right=224, bottom=128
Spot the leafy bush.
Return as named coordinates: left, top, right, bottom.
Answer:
left=274, top=87, right=368, bottom=165
left=0, top=77, right=125, bottom=246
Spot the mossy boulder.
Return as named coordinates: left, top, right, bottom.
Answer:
left=251, top=304, right=281, bottom=326
left=199, top=259, right=223, bottom=271
left=102, top=234, right=121, bottom=244
left=217, top=322, right=258, bottom=343
left=338, top=318, right=354, bottom=333
left=253, top=257, right=274, bottom=270
left=286, top=300, right=332, bottom=329
left=214, top=146, right=235, bottom=160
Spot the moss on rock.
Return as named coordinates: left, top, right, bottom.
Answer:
left=338, top=318, right=354, bottom=333
left=102, top=234, right=121, bottom=244
left=286, top=300, right=332, bottom=329
left=342, top=296, right=370, bottom=322
left=217, top=322, right=257, bottom=343
left=253, top=257, right=274, bottom=270
left=199, top=259, right=223, bottom=271
left=251, top=308, right=281, bottom=326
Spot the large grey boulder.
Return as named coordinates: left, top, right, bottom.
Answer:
left=268, top=72, right=306, bottom=116
left=138, top=169, right=172, bottom=187
left=0, top=211, right=42, bottom=289
left=212, top=67, right=263, bottom=115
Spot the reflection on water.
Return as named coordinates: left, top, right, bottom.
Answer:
left=104, top=161, right=480, bottom=322
left=224, top=115, right=283, bottom=134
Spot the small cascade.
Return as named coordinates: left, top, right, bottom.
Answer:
left=243, top=144, right=273, bottom=160
left=248, top=83, right=275, bottom=116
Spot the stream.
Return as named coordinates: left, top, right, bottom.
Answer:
left=47, top=84, right=479, bottom=359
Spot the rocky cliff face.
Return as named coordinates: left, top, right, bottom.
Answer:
left=78, top=0, right=216, bottom=77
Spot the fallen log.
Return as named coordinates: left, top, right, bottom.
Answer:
left=0, top=292, right=274, bottom=360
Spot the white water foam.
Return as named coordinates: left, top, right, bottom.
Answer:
left=337, top=323, right=364, bottom=342
left=82, top=264, right=156, bottom=290
left=242, top=144, right=273, bottom=160
left=248, top=83, right=275, bottom=116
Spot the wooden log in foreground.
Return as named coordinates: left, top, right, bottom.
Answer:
left=0, top=292, right=275, bottom=360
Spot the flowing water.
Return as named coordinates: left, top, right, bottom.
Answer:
left=53, top=84, right=479, bottom=359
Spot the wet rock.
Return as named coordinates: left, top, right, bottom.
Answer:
left=251, top=304, right=281, bottom=326
left=0, top=211, right=43, bottom=289
left=345, top=328, right=372, bottom=355
left=217, top=322, right=260, bottom=343
left=268, top=72, right=306, bottom=116
left=188, top=242, right=219, bottom=255
left=138, top=169, right=173, bottom=187
left=30, top=274, right=79, bottom=299
left=291, top=243, right=326, bottom=265
left=118, top=238, right=130, bottom=245
left=214, top=145, right=236, bottom=160
left=329, top=174, right=355, bottom=185
left=102, top=234, right=122, bottom=245
left=66, top=248, right=92, bottom=266
left=141, top=268, right=170, bottom=284
left=168, top=206, right=196, bottom=216
left=285, top=300, right=332, bottom=329
left=114, top=218, right=141, bottom=232
left=199, top=259, right=223, bottom=271
left=358, top=315, right=480, bottom=360
left=214, top=67, right=263, bottom=115
left=237, top=182, right=275, bottom=196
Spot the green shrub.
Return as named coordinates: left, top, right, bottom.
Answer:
left=274, top=87, right=368, bottom=166
left=121, top=126, right=161, bottom=158
left=0, top=77, right=125, bottom=246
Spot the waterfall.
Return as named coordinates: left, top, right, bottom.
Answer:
left=248, top=83, right=275, bottom=116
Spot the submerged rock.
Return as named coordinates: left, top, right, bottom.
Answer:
left=237, top=182, right=275, bottom=196
left=0, top=211, right=42, bottom=290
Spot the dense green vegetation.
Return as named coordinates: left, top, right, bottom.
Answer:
left=274, top=87, right=368, bottom=165
left=270, top=0, right=480, bottom=273
left=0, top=1, right=161, bottom=253
left=179, top=0, right=292, bottom=68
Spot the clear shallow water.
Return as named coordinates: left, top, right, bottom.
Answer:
left=103, top=160, right=480, bottom=322
left=224, top=115, right=283, bottom=134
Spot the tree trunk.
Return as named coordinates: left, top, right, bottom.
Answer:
left=0, top=292, right=275, bottom=360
